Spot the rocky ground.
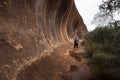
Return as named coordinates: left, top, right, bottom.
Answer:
left=16, top=42, right=91, bottom=80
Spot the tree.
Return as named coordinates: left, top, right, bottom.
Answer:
left=92, top=12, right=114, bottom=27
left=92, top=0, right=120, bottom=27
left=99, top=0, right=120, bottom=14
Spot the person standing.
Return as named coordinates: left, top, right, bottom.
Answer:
left=73, top=36, right=79, bottom=50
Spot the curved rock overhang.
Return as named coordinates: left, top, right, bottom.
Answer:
left=36, top=0, right=87, bottom=44
left=0, top=0, right=87, bottom=80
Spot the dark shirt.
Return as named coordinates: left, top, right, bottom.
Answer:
left=74, top=38, right=79, bottom=44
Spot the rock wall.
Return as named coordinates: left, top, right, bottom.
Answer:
left=0, top=0, right=87, bottom=80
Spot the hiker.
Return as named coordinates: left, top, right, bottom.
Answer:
left=73, top=36, right=79, bottom=50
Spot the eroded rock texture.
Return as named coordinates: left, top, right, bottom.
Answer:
left=0, top=0, right=87, bottom=80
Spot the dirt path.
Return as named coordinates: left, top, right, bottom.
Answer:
left=51, top=42, right=91, bottom=80
left=66, top=43, right=91, bottom=80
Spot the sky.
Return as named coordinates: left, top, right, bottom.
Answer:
left=75, top=0, right=102, bottom=31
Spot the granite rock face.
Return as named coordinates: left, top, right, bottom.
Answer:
left=0, top=0, right=87, bottom=80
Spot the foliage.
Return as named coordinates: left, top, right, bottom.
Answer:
left=99, top=0, right=120, bottom=14
left=88, top=1, right=120, bottom=79
left=92, top=12, right=114, bottom=26
left=85, top=26, right=120, bottom=44
left=84, top=26, right=120, bottom=80
left=92, top=0, right=120, bottom=27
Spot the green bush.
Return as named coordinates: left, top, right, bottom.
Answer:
left=85, top=26, right=120, bottom=43
left=84, top=26, right=120, bottom=80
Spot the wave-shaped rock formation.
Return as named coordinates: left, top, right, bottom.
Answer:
left=0, top=0, right=87, bottom=80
